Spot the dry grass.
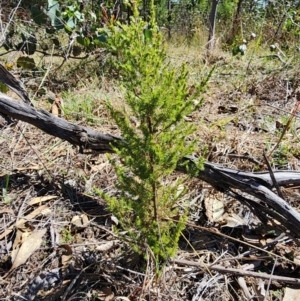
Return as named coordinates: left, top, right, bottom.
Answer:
left=1, top=40, right=300, bottom=300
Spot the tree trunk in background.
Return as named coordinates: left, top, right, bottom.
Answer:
left=227, top=0, right=244, bottom=45
left=207, top=0, right=219, bottom=51
left=142, top=0, right=147, bottom=21
left=167, top=0, right=172, bottom=39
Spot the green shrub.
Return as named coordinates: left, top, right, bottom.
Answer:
left=97, top=0, right=206, bottom=272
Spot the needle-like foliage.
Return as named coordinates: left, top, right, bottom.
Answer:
left=98, top=0, right=206, bottom=271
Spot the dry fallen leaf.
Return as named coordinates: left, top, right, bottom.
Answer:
left=221, top=213, right=246, bottom=228
left=0, top=204, right=49, bottom=240
left=204, top=197, right=224, bottom=222
left=6, top=228, right=47, bottom=275
left=0, top=208, right=14, bottom=215
left=12, top=227, right=31, bottom=251
left=283, top=288, right=300, bottom=301
left=93, top=287, right=114, bottom=301
left=59, top=244, right=73, bottom=272
left=28, top=195, right=57, bottom=205
left=294, top=253, right=300, bottom=265
left=96, top=241, right=115, bottom=252
left=71, top=214, right=89, bottom=228
left=51, top=94, right=64, bottom=117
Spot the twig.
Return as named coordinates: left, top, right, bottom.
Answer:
left=263, top=151, right=284, bottom=199
left=171, top=259, right=300, bottom=285
left=181, top=221, right=296, bottom=265
left=115, top=265, right=145, bottom=277
left=237, top=261, right=262, bottom=299
left=61, top=266, right=90, bottom=301
left=259, top=54, right=286, bottom=64
left=35, top=50, right=89, bottom=60
left=227, top=153, right=263, bottom=166
left=0, top=49, right=15, bottom=57
left=237, top=275, right=252, bottom=299
left=264, top=257, right=277, bottom=301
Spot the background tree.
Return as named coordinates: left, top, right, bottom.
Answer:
left=207, top=0, right=219, bottom=51
left=227, top=0, right=244, bottom=44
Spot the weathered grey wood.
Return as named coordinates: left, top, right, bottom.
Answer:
left=0, top=64, right=33, bottom=106
left=195, top=159, right=300, bottom=235
left=0, top=92, right=122, bottom=153
left=199, top=161, right=300, bottom=188
left=171, top=259, right=300, bottom=285
left=177, top=157, right=300, bottom=236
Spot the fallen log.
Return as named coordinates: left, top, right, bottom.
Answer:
left=1, top=66, right=300, bottom=238
left=180, top=158, right=300, bottom=237
left=0, top=92, right=121, bottom=153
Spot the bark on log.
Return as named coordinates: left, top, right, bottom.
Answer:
left=0, top=92, right=122, bottom=153
left=182, top=159, right=300, bottom=237
left=0, top=64, right=33, bottom=106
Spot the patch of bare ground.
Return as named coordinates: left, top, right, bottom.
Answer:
left=1, top=47, right=300, bottom=301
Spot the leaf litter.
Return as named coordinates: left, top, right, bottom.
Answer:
left=5, top=228, right=47, bottom=277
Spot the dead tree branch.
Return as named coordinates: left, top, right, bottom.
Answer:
left=171, top=259, right=300, bottom=285
left=0, top=92, right=122, bottom=153
left=0, top=64, right=33, bottom=106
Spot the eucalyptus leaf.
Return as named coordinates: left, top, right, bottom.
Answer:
left=74, top=10, right=84, bottom=21
left=65, top=18, right=76, bottom=33
left=97, top=33, right=108, bottom=43
left=47, top=0, right=64, bottom=30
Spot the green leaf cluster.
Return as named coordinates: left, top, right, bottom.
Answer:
left=99, top=2, right=205, bottom=270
